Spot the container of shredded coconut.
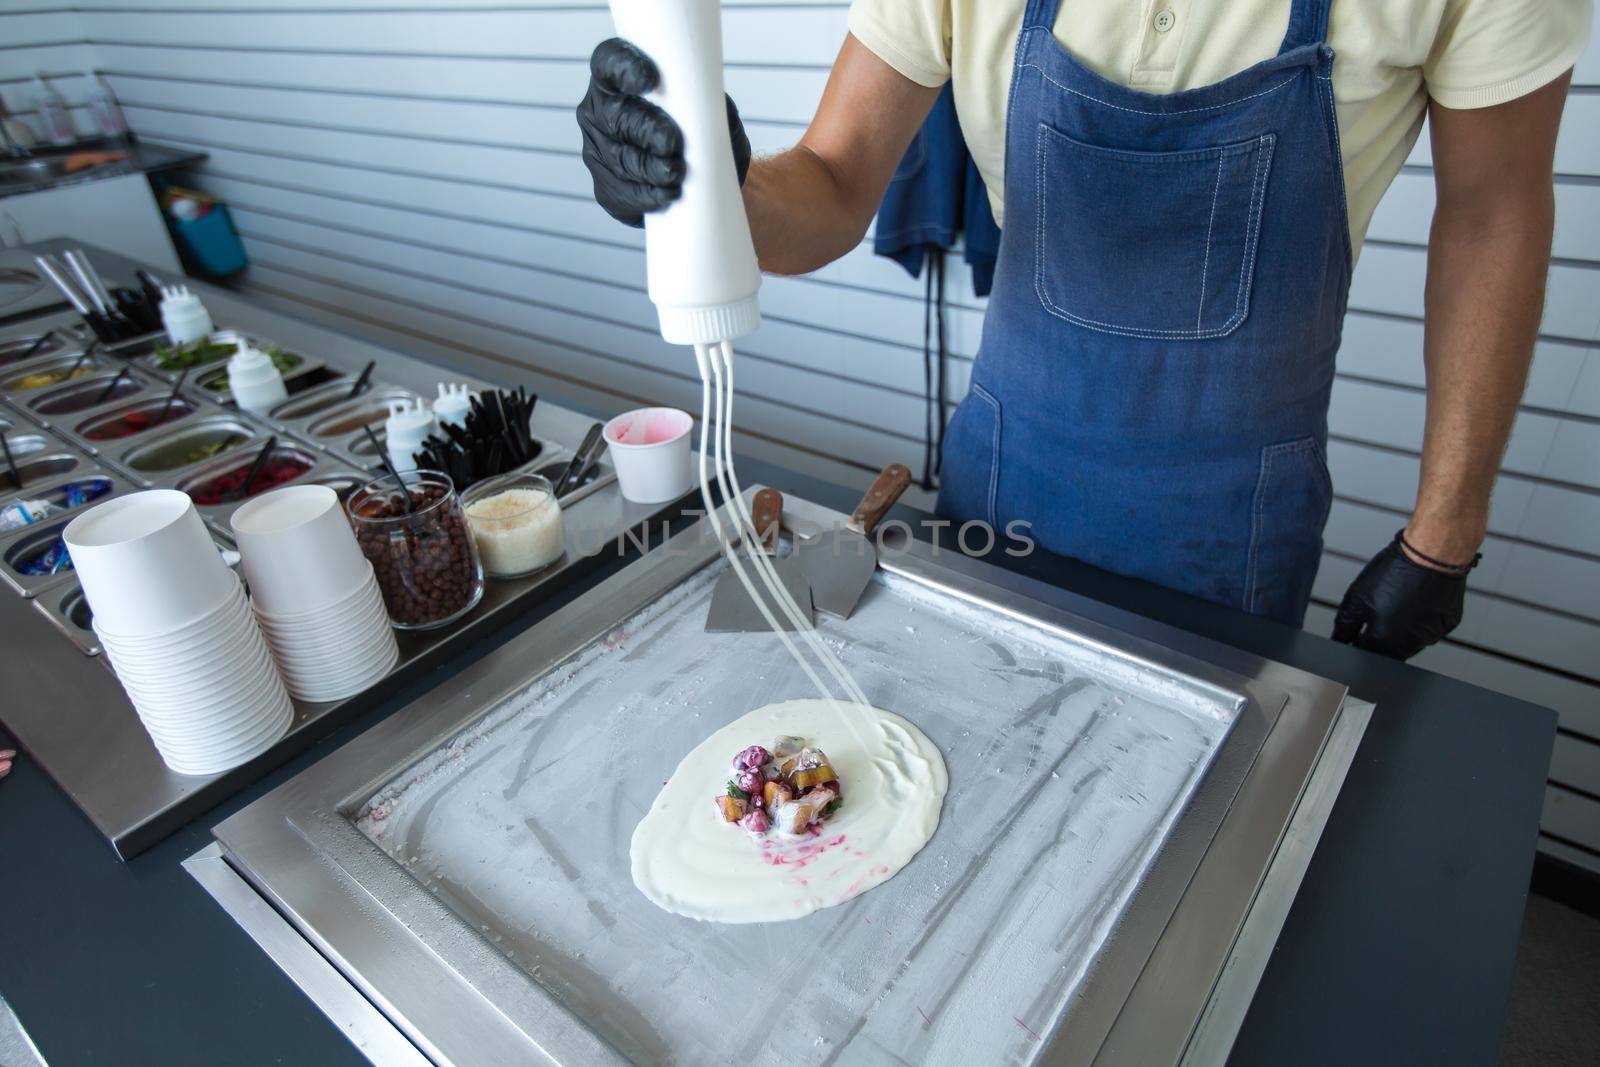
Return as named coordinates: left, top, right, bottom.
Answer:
left=461, top=472, right=564, bottom=577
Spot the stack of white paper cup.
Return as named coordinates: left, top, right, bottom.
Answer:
left=230, top=484, right=398, bottom=703
left=65, top=490, right=293, bottom=776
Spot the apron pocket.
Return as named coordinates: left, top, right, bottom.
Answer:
left=1245, top=436, right=1333, bottom=623
left=1034, top=125, right=1276, bottom=340
left=935, top=382, right=1002, bottom=528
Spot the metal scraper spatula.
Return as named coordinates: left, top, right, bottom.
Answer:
left=796, top=463, right=912, bottom=620
left=704, top=487, right=815, bottom=633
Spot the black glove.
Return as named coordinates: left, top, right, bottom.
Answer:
left=577, top=38, right=752, bottom=228
left=1331, top=531, right=1477, bottom=661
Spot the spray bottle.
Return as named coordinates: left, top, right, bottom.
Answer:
left=605, top=0, right=761, bottom=346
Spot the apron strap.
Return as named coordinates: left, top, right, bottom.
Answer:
left=1280, top=0, right=1334, bottom=52
left=1022, top=0, right=1062, bottom=32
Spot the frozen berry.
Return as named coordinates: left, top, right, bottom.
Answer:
left=737, top=745, right=770, bottom=770
left=736, top=769, right=762, bottom=793
left=741, top=809, right=770, bottom=834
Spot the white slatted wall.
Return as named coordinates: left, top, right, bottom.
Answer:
left=9, top=3, right=1599, bottom=870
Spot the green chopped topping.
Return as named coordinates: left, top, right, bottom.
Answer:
left=725, top=780, right=750, bottom=802
left=824, top=797, right=842, bottom=816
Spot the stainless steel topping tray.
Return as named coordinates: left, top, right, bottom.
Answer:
left=0, top=515, right=81, bottom=597
left=0, top=441, right=675, bottom=858
left=113, top=415, right=267, bottom=487
left=0, top=465, right=133, bottom=515
left=204, top=490, right=1351, bottom=1067
left=266, top=377, right=402, bottom=436
left=51, top=388, right=218, bottom=458
left=0, top=333, right=87, bottom=371
left=1, top=354, right=126, bottom=404
left=302, top=389, right=417, bottom=440
left=32, top=579, right=102, bottom=656
left=177, top=440, right=332, bottom=528
left=0, top=452, right=94, bottom=501
left=20, top=368, right=162, bottom=429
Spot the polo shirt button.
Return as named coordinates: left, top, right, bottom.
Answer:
left=1154, top=9, right=1176, bottom=33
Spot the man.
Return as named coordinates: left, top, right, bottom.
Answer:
left=578, top=0, right=1588, bottom=659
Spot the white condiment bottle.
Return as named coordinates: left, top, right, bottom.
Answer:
left=159, top=285, right=213, bottom=345
left=226, top=341, right=288, bottom=414
left=32, top=73, right=74, bottom=145
left=385, top=399, right=436, bottom=473
left=434, top=382, right=474, bottom=431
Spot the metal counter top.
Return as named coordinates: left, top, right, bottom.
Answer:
left=0, top=251, right=1558, bottom=1067
left=0, top=139, right=204, bottom=199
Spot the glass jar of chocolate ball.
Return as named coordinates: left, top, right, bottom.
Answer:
left=345, top=472, right=484, bottom=630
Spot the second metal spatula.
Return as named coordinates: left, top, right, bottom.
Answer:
left=796, top=463, right=912, bottom=620
left=704, top=487, right=815, bottom=633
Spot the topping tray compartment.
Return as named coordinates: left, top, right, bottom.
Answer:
left=25, top=370, right=157, bottom=424
left=115, top=415, right=265, bottom=486
left=177, top=443, right=324, bottom=524
left=2, top=353, right=121, bottom=398
left=32, top=580, right=102, bottom=657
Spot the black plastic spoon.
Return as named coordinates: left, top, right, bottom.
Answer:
left=233, top=435, right=278, bottom=503
left=0, top=433, right=20, bottom=491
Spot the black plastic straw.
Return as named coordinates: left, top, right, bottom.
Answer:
left=157, top=367, right=188, bottom=427
left=347, top=360, right=375, bottom=399
left=235, top=435, right=277, bottom=502
left=93, top=365, right=131, bottom=406
left=364, top=424, right=414, bottom=512
left=63, top=343, right=96, bottom=381
left=19, top=332, right=55, bottom=363
left=0, top=433, right=19, bottom=490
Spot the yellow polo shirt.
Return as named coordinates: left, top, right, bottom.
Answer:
left=848, top=0, right=1591, bottom=254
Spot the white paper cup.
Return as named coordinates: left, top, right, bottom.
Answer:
left=65, top=490, right=235, bottom=637
left=254, top=581, right=386, bottom=641
left=230, top=485, right=371, bottom=616
left=155, top=700, right=292, bottom=776
left=115, top=641, right=277, bottom=712
left=265, top=622, right=393, bottom=678
left=604, top=407, right=694, bottom=504
left=94, top=580, right=252, bottom=656
left=249, top=564, right=378, bottom=625
left=279, top=642, right=398, bottom=703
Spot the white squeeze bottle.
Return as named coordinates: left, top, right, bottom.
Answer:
left=605, top=0, right=761, bottom=346
left=32, top=73, right=74, bottom=146
left=226, top=341, right=289, bottom=414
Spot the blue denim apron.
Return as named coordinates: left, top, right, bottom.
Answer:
left=938, top=0, right=1351, bottom=624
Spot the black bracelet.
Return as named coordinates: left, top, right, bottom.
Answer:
left=1395, top=529, right=1480, bottom=574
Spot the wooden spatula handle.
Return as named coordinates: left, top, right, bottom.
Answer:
left=850, top=464, right=912, bottom=535
left=751, top=487, right=782, bottom=555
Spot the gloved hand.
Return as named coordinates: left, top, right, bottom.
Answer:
left=577, top=38, right=752, bottom=228
left=1331, top=532, right=1475, bottom=661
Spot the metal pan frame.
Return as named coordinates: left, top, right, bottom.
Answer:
left=208, top=489, right=1349, bottom=1067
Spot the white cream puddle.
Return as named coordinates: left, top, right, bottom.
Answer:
left=631, top=698, right=948, bottom=923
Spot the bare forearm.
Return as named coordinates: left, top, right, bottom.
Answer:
left=744, top=147, right=874, bottom=275
left=1408, top=78, right=1568, bottom=565
left=1411, top=200, right=1549, bottom=559
left=740, top=34, right=939, bottom=277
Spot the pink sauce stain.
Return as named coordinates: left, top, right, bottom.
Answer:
left=917, top=1007, right=933, bottom=1026
left=1014, top=1017, right=1042, bottom=1042
left=607, top=410, right=688, bottom=446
